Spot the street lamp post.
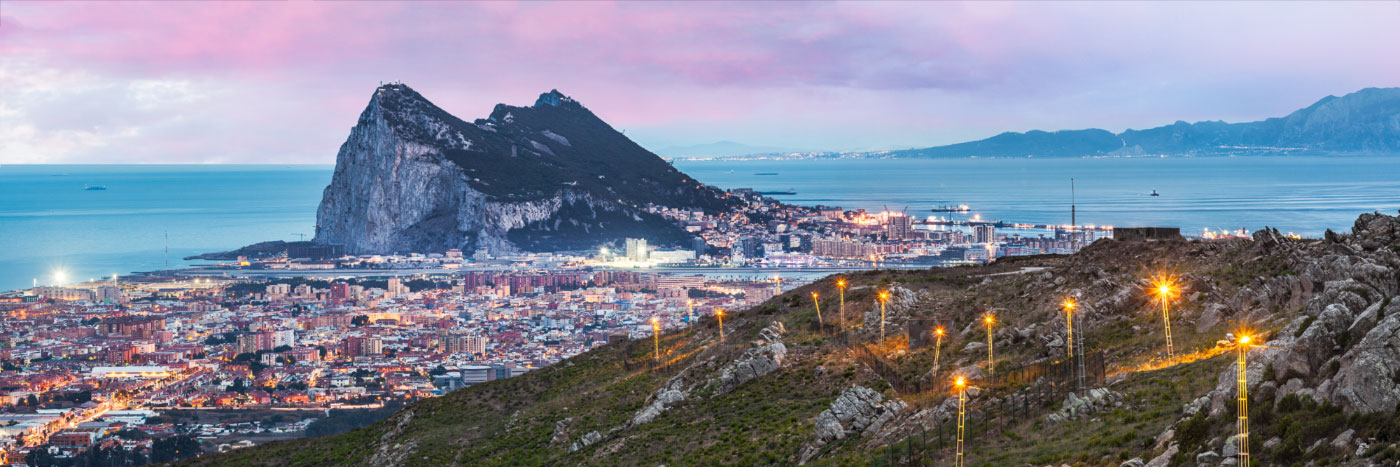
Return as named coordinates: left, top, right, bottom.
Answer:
left=651, top=317, right=661, bottom=363
left=1151, top=276, right=1178, bottom=360
left=1062, top=298, right=1077, bottom=359
left=836, top=278, right=847, bottom=331
left=1236, top=334, right=1253, bottom=466
left=954, top=376, right=971, bottom=467
left=877, top=290, right=891, bottom=344
left=716, top=309, right=725, bottom=345
left=811, top=292, right=823, bottom=328
left=686, top=299, right=694, bottom=328
left=933, top=327, right=945, bottom=379
left=984, top=313, right=995, bottom=377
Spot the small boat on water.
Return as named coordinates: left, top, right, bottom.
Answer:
left=1150, top=189, right=1160, bottom=197
left=754, top=172, right=779, bottom=176
left=85, top=185, right=108, bottom=191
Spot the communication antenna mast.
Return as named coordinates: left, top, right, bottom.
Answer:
left=164, top=231, right=169, bottom=269
left=1070, top=178, right=1077, bottom=232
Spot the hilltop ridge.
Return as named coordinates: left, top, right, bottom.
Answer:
left=192, top=210, right=1400, bottom=466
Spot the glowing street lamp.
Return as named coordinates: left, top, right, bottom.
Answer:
left=983, top=313, right=995, bottom=376
left=1062, top=298, right=1077, bottom=359
left=651, top=317, right=661, bottom=363
left=53, top=269, right=68, bottom=285
left=954, top=376, right=980, bottom=467
left=811, top=292, right=823, bottom=328
left=1236, top=333, right=1253, bottom=466
left=877, top=290, right=891, bottom=344
left=836, top=278, right=848, bottom=330
left=1150, top=275, right=1179, bottom=359
left=716, top=309, right=725, bottom=345
left=933, top=327, right=946, bottom=378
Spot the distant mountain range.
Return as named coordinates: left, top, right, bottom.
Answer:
left=890, top=87, right=1400, bottom=158
left=313, top=85, right=739, bottom=255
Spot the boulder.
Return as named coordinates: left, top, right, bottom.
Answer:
left=799, top=386, right=906, bottom=463
left=1144, top=442, right=1177, bottom=467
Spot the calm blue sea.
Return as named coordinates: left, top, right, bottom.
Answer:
left=3, top=156, right=1398, bottom=292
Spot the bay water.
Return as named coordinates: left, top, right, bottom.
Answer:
left=2, top=155, right=1397, bottom=292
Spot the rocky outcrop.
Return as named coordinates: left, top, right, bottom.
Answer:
left=1046, top=388, right=1125, bottom=424
left=314, top=84, right=737, bottom=255
left=628, top=321, right=788, bottom=430
left=799, top=386, right=907, bottom=463
left=1206, top=211, right=1400, bottom=416
left=707, top=321, right=788, bottom=394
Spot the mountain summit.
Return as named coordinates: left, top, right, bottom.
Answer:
left=314, top=84, right=737, bottom=254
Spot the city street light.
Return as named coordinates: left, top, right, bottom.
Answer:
left=651, top=317, right=661, bottom=363
left=811, top=292, right=823, bottom=328
left=984, top=313, right=995, bottom=376
left=1150, top=275, right=1179, bottom=359
left=877, top=290, right=891, bottom=344
left=1062, top=298, right=1077, bottom=359
left=933, top=327, right=945, bottom=379
left=836, top=278, right=847, bottom=330
left=716, top=308, right=725, bottom=345
left=687, top=299, right=695, bottom=328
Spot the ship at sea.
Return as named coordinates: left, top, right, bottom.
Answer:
left=930, top=204, right=970, bottom=213
left=756, top=189, right=797, bottom=195
left=84, top=185, right=108, bottom=191
left=754, top=172, right=779, bottom=176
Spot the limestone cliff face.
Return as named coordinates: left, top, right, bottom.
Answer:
left=315, top=84, right=736, bottom=254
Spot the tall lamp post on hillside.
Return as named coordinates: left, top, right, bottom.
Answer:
left=651, top=317, right=661, bottom=363
left=811, top=292, right=823, bottom=328
left=1062, top=298, right=1077, bottom=359
left=836, top=278, right=848, bottom=330
left=932, top=327, right=946, bottom=379
left=716, top=308, right=725, bottom=345
left=954, top=376, right=981, bottom=467
left=1150, top=275, right=1179, bottom=360
left=983, top=313, right=996, bottom=377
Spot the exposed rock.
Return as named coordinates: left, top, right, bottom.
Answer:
left=1195, top=450, right=1220, bottom=464
left=314, top=84, right=737, bottom=255
left=1330, top=428, right=1355, bottom=451
left=707, top=321, right=787, bottom=394
left=550, top=417, right=572, bottom=446
left=1047, top=388, right=1124, bottom=424
left=799, top=386, right=907, bottom=463
left=1144, top=442, right=1177, bottom=467
left=1120, top=458, right=1145, bottom=467
left=569, top=431, right=602, bottom=453
left=630, top=376, right=689, bottom=426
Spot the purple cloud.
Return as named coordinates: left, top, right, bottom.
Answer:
left=1, top=1, right=1397, bottom=163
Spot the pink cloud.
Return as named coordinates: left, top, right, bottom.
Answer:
left=1, top=1, right=1397, bottom=163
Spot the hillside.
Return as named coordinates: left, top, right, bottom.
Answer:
left=191, top=211, right=1400, bottom=466
left=313, top=84, right=740, bottom=255
left=891, top=87, right=1400, bottom=158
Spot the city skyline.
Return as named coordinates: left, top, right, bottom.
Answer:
left=3, top=1, right=1399, bottom=163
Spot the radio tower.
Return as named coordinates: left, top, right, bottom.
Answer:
left=1070, top=178, right=1077, bottom=232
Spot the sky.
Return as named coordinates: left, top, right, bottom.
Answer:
left=2, top=1, right=1398, bottom=164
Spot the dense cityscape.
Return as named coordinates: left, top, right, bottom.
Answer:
left=0, top=190, right=1121, bottom=464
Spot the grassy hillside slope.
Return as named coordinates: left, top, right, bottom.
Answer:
left=191, top=212, right=1400, bottom=466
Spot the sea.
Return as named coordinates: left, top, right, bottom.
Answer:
left=2, top=155, right=1398, bottom=292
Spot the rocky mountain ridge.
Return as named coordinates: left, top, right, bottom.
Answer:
left=313, top=84, right=738, bottom=255
left=892, top=87, right=1400, bottom=158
